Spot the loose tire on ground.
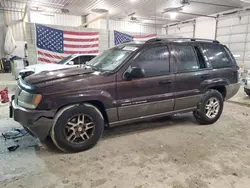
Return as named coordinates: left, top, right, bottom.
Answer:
left=193, top=89, right=224, bottom=125
left=50, top=103, right=104, bottom=152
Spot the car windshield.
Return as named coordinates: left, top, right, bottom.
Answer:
left=57, top=55, right=73, bottom=64
left=86, top=48, right=134, bottom=72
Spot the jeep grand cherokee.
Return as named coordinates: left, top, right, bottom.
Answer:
left=10, top=38, right=240, bottom=152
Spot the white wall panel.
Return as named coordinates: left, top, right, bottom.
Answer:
left=229, top=43, right=245, bottom=52
left=217, top=15, right=250, bottom=70
left=168, top=23, right=194, bottom=38
left=103, top=19, right=164, bottom=35
left=217, top=27, right=231, bottom=36
left=217, top=35, right=230, bottom=43
left=230, top=34, right=246, bottom=43
left=195, top=18, right=216, bottom=39
left=30, top=11, right=81, bottom=27
left=231, top=25, right=248, bottom=34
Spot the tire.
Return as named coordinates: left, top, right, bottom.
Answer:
left=193, top=89, right=224, bottom=125
left=50, top=103, right=104, bottom=152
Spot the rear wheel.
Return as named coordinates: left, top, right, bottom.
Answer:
left=193, top=89, right=224, bottom=125
left=50, top=103, right=104, bottom=152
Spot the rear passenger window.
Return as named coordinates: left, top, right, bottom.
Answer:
left=132, top=46, right=170, bottom=77
left=204, top=44, right=234, bottom=68
left=172, top=45, right=199, bottom=72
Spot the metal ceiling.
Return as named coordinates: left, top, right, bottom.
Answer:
left=1, top=0, right=250, bottom=24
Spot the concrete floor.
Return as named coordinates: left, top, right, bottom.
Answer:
left=1, top=101, right=250, bottom=188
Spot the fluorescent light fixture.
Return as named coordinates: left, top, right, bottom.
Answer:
left=170, top=12, right=178, bottom=19
left=234, top=54, right=241, bottom=58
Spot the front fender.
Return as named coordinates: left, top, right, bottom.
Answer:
left=43, top=90, right=116, bottom=109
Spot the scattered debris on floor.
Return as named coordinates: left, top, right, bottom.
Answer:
left=2, top=128, right=27, bottom=140
left=7, top=145, right=20, bottom=152
left=1, top=128, right=40, bottom=152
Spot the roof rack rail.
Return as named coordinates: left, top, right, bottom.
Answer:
left=146, top=37, right=220, bottom=44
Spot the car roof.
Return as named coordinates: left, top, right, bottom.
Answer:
left=119, top=38, right=222, bottom=48
left=72, top=54, right=97, bottom=57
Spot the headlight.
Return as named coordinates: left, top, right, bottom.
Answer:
left=17, top=90, right=42, bottom=109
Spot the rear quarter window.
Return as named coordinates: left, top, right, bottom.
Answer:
left=203, top=44, right=236, bottom=69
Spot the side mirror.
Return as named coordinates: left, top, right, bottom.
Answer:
left=68, top=61, right=74, bottom=65
left=124, top=67, right=145, bottom=80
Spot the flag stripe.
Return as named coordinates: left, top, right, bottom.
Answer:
left=64, top=43, right=99, bottom=48
left=64, top=34, right=99, bottom=39
left=64, top=37, right=99, bottom=42
left=38, top=58, right=57, bottom=64
left=64, top=40, right=99, bottom=45
left=38, top=51, right=64, bottom=60
left=64, top=31, right=99, bottom=36
left=64, top=50, right=99, bottom=54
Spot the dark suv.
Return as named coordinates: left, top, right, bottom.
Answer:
left=10, top=38, right=240, bottom=152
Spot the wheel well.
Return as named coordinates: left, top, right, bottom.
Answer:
left=209, top=86, right=226, bottom=98
left=56, top=101, right=109, bottom=126
left=87, top=100, right=109, bottom=125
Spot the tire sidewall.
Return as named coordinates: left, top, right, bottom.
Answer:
left=195, top=90, right=224, bottom=124
left=51, top=103, right=104, bottom=152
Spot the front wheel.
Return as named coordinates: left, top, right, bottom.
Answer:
left=193, top=89, right=224, bottom=125
left=50, top=103, right=104, bottom=152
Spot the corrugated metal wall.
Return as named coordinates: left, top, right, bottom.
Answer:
left=30, top=11, right=81, bottom=27
left=100, top=19, right=165, bottom=35
left=0, top=12, right=5, bottom=58
left=217, top=14, right=250, bottom=70
left=5, top=10, right=25, bottom=41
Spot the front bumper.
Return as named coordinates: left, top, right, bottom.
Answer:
left=11, top=100, right=56, bottom=140
left=225, top=83, right=241, bottom=100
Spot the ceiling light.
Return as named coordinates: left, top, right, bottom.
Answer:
left=91, top=9, right=109, bottom=14
left=130, top=0, right=137, bottom=2
left=170, top=12, right=178, bottom=19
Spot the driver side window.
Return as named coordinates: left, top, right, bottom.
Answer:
left=71, top=57, right=80, bottom=65
left=132, top=46, right=170, bottom=77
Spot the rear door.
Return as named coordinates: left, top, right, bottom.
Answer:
left=116, top=45, right=175, bottom=120
left=171, top=43, right=212, bottom=110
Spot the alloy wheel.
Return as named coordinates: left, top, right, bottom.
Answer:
left=64, top=114, right=95, bottom=143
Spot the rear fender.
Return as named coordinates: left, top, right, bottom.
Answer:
left=200, top=78, right=229, bottom=93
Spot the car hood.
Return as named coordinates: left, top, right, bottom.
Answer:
left=22, top=63, right=69, bottom=73
left=25, top=67, right=97, bottom=85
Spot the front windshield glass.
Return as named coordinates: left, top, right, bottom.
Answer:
left=57, top=55, right=73, bottom=64
left=86, top=48, right=135, bottom=72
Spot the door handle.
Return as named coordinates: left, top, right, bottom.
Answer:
left=201, top=74, right=211, bottom=79
left=159, top=80, right=172, bottom=85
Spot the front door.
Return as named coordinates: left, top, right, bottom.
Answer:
left=116, top=45, right=175, bottom=121
left=171, top=43, right=212, bottom=110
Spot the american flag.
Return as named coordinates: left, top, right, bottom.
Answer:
left=36, top=24, right=99, bottom=63
left=114, top=30, right=157, bottom=45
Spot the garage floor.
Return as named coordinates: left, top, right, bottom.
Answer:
left=1, top=101, right=250, bottom=188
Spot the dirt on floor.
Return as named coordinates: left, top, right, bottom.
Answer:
left=1, top=102, right=250, bottom=188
